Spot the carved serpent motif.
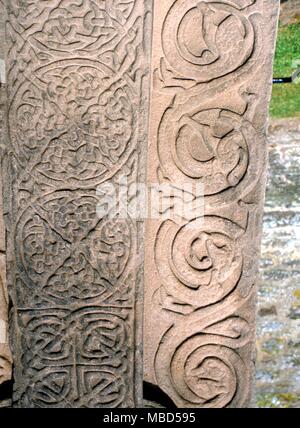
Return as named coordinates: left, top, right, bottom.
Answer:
left=154, top=307, right=252, bottom=408
left=150, top=0, right=266, bottom=408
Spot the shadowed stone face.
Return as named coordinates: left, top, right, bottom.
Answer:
left=0, top=0, right=12, bottom=398
left=0, top=271, right=12, bottom=386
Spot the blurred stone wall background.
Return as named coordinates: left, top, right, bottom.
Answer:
left=281, top=0, right=300, bottom=25
left=255, top=0, right=300, bottom=408
left=256, top=120, right=300, bottom=408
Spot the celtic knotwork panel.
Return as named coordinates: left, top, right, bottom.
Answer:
left=144, top=0, right=279, bottom=408
left=7, top=1, right=137, bottom=56
left=16, top=309, right=132, bottom=408
left=27, top=0, right=137, bottom=55
left=9, top=60, right=137, bottom=187
left=16, top=192, right=134, bottom=308
left=5, top=0, right=152, bottom=407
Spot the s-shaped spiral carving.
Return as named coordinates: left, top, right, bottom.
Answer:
left=154, top=313, right=252, bottom=408
left=155, top=216, right=243, bottom=309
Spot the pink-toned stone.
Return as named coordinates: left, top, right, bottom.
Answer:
left=144, top=0, right=279, bottom=408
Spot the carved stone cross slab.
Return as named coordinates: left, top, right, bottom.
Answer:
left=1, top=0, right=279, bottom=408
left=143, top=0, right=279, bottom=408
left=3, top=0, right=152, bottom=408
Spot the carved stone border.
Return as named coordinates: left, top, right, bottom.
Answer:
left=144, top=0, right=280, bottom=408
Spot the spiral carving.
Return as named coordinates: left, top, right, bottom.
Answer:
left=158, top=107, right=264, bottom=201
left=162, top=0, right=255, bottom=82
left=155, top=314, right=251, bottom=408
left=155, top=216, right=243, bottom=309
left=144, top=0, right=277, bottom=409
